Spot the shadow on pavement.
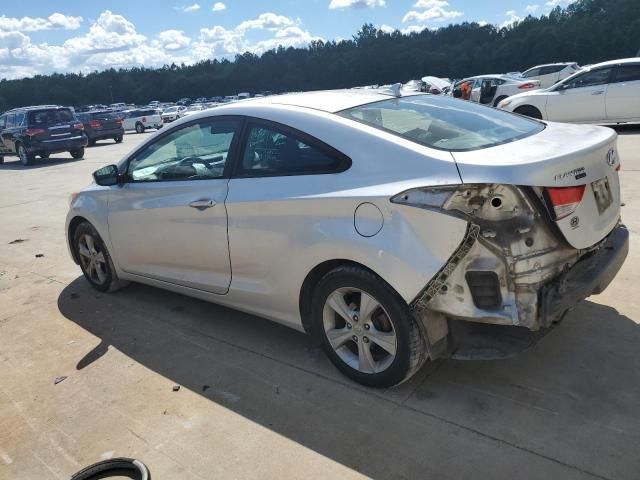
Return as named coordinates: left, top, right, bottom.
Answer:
left=58, top=277, right=640, bottom=480
left=0, top=156, right=83, bottom=170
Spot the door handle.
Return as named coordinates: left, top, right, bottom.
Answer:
left=189, top=199, right=216, bottom=210
left=591, top=90, right=605, bottom=95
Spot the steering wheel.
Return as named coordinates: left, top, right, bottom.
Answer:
left=178, top=156, right=205, bottom=166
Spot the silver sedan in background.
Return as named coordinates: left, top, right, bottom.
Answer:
left=66, top=90, right=628, bottom=387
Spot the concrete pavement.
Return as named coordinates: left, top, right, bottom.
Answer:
left=1, top=127, right=639, bottom=479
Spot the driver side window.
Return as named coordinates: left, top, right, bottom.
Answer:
left=127, top=118, right=240, bottom=182
left=564, top=68, right=612, bottom=90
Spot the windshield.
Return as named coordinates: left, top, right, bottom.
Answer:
left=338, top=95, right=544, bottom=152
left=164, top=107, right=179, bottom=113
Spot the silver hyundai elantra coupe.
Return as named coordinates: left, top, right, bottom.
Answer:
left=66, top=89, right=628, bottom=387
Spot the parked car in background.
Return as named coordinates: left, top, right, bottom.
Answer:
left=223, top=95, right=240, bottom=103
left=122, top=109, right=163, bottom=133
left=452, top=74, right=541, bottom=106
left=177, top=97, right=192, bottom=106
left=520, top=62, right=581, bottom=88
left=238, top=92, right=251, bottom=100
left=498, top=58, right=640, bottom=123
left=67, top=89, right=627, bottom=388
left=161, top=106, right=187, bottom=123
left=110, top=103, right=127, bottom=110
left=0, top=105, right=87, bottom=165
left=182, top=104, right=206, bottom=116
left=195, top=97, right=208, bottom=104
left=76, top=110, right=124, bottom=146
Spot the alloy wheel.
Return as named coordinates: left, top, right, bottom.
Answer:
left=77, top=233, right=108, bottom=285
left=322, top=287, right=397, bottom=374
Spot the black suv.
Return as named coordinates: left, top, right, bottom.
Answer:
left=0, top=105, right=88, bottom=166
left=76, top=111, right=124, bottom=146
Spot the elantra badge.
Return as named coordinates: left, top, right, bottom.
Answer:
left=606, top=148, right=616, bottom=166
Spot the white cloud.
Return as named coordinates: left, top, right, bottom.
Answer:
left=401, top=25, right=428, bottom=34
left=379, top=24, right=395, bottom=34
left=0, top=13, right=83, bottom=32
left=329, top=0, right=385, bottom=10
left=177, top=3, right=201, bottom=13
left=477, top=20, right=488, bottom=26
left=154, top=30, right=191, bottom=51
left=500, top=10, right=522, bottom=29
left=545, top=0, right=576, bottom=6
left=212, top=2, right=226, bottom=11
left=0, top=10, right=324, bottom=80
left=525, top=4, right=540, bottom=13
left=402, top=0, right=463, bottom=24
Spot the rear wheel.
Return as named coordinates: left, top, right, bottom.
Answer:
left=73, top=221, right=128, bottom=292
left=17, top=144, right=34, bottom=166
left=87, top=138, right=96, bottom=147
left=514, top=105, right=543, bottom=119
left=114, top=135, right=123, bottom=143
left=311, top=265, right=427, bottom=388
left=135, top=123, right=145, bottom=134
left=493, top=95, right=508, bottom=107
left=0, top=156, right=4, bottom=164
left=70, top=148, right=85, bottom=159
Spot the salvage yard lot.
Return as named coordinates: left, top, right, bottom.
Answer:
left=1, top=127, right=639, bottom=480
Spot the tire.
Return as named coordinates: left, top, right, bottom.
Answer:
left=72, top=221, right=128, bottom=293
left=310, top=265, right=427, bottom=388
left=114, top=135, right=123, bottom=143
left=514, top=105, right=543, bottom=119
left=135, top=123, right=145, bottom=134
left=0, top=156, right=4, bottom=164
left=17, top=143, right=34, bottom=166
left=70, top=148, right=85, bottom=159
left=87, top=138, right=96, bottom=147
left=39, top=153, right=50, bottom=159
left=493, top=95, right=508, bottom=107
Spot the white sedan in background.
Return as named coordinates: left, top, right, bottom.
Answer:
left=66, top=90, right=627, bottom=387
left=161, top=105, right=187, bottom=123
left=498, top=58, right=640, bottom=124
left=520, top=62, right=581, bottom=88
left=452, top=74, right=541, bottom=106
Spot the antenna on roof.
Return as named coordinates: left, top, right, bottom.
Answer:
left=379, top=83, right=402, bottom=98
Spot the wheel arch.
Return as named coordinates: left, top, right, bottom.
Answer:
left=68, top=215, right=90, bottom=264
left=298, top=259, right=397, bottom=334
left=514, top=104, right=543, bottom=119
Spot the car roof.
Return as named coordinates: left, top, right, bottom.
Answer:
left=5, top=105, right=66, bottom=113
left=238, top=89, right=411, bottom=113
left=525, top=62, right=574, bottom=70
left=585, top=57, right=640, bottom=69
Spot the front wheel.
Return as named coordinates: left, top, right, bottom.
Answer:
left=311, top=266, right=427, bottom=388
left=493, top=95, right=508, bottom=107
left=135, top=123, right=145, bottom=134
left=73, top=222, right=128, bottom=292
left=70, top=148, right=85, bottom=159
left=0, top=156, right=4, bottom=164
left=514, top=105, right=543, bottom=119
left=114, top=135, right=123, bottom=143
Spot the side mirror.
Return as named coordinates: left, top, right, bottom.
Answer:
left=556, top=83, right=569, bottom=91
left=93, top=164, right=120, bottom=186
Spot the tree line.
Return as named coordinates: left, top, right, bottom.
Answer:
left=0, top=0, right=638, bottom=111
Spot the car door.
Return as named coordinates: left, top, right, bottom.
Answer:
left=0, top=115, right=8, bottom=154
left=107, top=116, right=242, bottom=294
left=1, top=114, right=18, bottom=152
left=545, top=67, right=613, bottom=123
left=469, top=79, right=483, bottom=103
left=605, top=63, right=640, bottom=121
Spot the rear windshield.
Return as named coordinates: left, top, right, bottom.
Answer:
left=90, top=112, right=120, bottom=120
left=28, top=108, right=74, bottom=125
left=338, top=95, right=545, bottom=152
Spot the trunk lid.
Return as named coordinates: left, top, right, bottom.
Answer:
left=451, top=122, right=621, bottom=249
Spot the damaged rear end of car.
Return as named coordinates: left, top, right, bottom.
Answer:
left=395, top=125, right=628, bottom=358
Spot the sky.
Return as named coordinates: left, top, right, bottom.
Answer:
left=0, top=0, right=577, bottom=80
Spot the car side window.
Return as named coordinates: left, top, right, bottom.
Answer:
left=15, top=113, right=26, bottom=127
left=127, top=118, right=241, bottom=182
left=0, top=115, right=6, bottom=130
left=6, top=114, right=16, bottom=128
left=238, top=123, right=346, bottom=177
left=564, top=68, right=612, bottom=89
left=522, top=68, right=541, bottom=78
left=613, top=65, right=640, bottom=83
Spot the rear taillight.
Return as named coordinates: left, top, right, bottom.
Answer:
left=115, top=118, right=123, bottom=125
left=25, top=128, right=45, bottom=136
left=73, top=123, right=84, bottom=130
left=615, top=163, right=621, bottom=171
left=544, top=185, right=586, bottom=220
left=519, top=83, right=537, bottom=89
left=89, top=120, right=101, bottom=128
